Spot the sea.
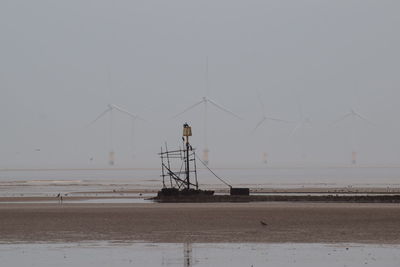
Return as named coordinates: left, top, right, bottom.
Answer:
left=0, top=166, right=399, bottom=197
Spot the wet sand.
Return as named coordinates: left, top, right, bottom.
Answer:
left=0, top=196, right=148, bottom=202
left=1, top=202, right=400, bottom=243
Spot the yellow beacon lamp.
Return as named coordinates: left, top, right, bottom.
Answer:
left=183, top=123, right=192, bottom=143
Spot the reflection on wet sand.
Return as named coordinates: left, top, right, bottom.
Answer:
left=184, top=243, right=192, bottom=267
left=1, top=242, right=400, bottom=267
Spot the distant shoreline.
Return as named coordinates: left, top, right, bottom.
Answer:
left=2, top=164, right=400, bottom=172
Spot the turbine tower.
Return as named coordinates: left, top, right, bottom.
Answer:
left=174, top=59, right=241, bottom=165
left=90, top=104, right=143, bottom=166
left=290, top=107, right=312, bottom=137
left=289, top=106, right=313, bottom=161
left=253, top=95, right=290, bottom=164
left=334, top=108, right=372, bottom=165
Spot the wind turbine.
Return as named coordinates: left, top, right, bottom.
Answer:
left=289, top=106, right=313, bottom=161
left=290, top=112, right=312, bottom=137
left=334, top=109, right=372, bottom=125
left=334, top=108, right=373, bottom=165
left=90, top=104, right=143, bottom=166
left=174, top=59, right=242, bottom=165
left=174, top=97, right=241, bottom=165
left=253, top=95, right=291, bottom=164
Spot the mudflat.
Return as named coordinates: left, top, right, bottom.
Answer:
left=1, top=202, right=400, bottom=243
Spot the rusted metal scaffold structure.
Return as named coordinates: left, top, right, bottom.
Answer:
left=159, top=123, right=199, bottom=191
left=157, top=123, right=247, bottom=200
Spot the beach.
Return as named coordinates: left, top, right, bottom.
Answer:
left=1, top=168, right=400, bottom=266
left=1, top=202, right=400, bottom=244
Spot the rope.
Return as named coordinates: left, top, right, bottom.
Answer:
left=195, top=154, right=232, bottom=188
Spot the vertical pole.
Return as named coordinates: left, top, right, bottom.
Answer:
left=184, top=243, right=192, bottom=267
left=205, top=56, right=209, bottom=97
left=204, top=57, right=209, bottom=166
left=109, top=108, right=114, bottom=166
left=194, top=151, right=198, bottom=190
left=352, top=151, right=357, bottom=165
left=183, top=123, right=192, bottom=190
left=204, top=101, right=207, bottom=148
left=131, top=118, right=135, bottom=159
left=165, top=143, right=173, bottom=188
left=263, top=152, right=268, bottom=165
left=160, top=147, right=166, bottom=188
left=203, top=101, right=209, bottom=165
left=186, top=136, right=190, bottom=190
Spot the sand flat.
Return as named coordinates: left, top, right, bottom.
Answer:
left=1, top=202, right=400, bottom=243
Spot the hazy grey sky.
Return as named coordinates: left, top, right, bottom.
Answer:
left=1, top=1, right=399, bottom=168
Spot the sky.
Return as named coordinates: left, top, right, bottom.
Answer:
left=1, top=0, right=399, bottom=168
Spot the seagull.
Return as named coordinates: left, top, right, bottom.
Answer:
left=260, top=221, right=267, bottom=226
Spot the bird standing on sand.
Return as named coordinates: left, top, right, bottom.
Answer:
left=260, top=221, right=267, bottom=226
left=56, top=193, right=63, bottom=204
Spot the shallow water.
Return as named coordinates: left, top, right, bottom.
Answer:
left=0, top=198, right=154, bottom=204
left=0, top=242, right=399, bottom=267
left=0, top=167, right=400, bottom=197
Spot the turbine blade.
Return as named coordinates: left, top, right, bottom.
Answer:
left=173, top=99, right=204, bottom=118
left=111, top=104, right=144, bottom=121
left=89, top=107, right=112, bottom=125
left=290, top=122, right=303, bottom=137
left=253, top=117, right=267, bottom=133
left=265, top=116, right=292, bottom=123
left=207, top=98, right=242, bottom=120
left=353, top=112, right=374, bottom=125
left=333, top=113, right=353, bottom=124
left=256, top=91, right=265, bottom=116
